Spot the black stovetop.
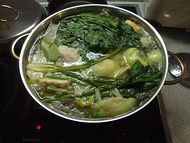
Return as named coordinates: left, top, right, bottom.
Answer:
left=0, top=3, right=166, bottom=143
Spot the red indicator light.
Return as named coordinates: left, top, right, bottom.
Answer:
left=36, top=125, right=42, bottom=130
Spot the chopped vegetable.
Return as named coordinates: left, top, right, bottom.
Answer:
left=123, top=47, right=148, bottom=66
left=76, top=98, right=87, bottom=107
left=91, top=59, right=120, bottom=77
left=42, top=43, right=60, bottom=62
left=148, top=49, right=163, bottom=64
left=43, top=23, right=59, bottom=44
left=92, top=97, right=137, bottom=117
left=125, top=19, right=141, bottom=33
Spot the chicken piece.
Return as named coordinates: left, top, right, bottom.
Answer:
left=58, top=45, right=80, bottom=62
left=39, top=78, right=71, bottom=89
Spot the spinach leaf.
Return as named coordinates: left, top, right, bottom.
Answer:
left=117, top=60, right=162, bottom=100
left=129, top=60, right=162, bottom=83
left=54, top=12, right=142, bottom=63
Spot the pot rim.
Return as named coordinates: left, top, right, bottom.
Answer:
left=19, top=4, right=168, bottom=123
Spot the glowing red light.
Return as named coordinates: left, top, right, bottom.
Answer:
left=36, top=125, right=42, bottom=130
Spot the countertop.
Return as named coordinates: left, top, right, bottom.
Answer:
left=158, top=27, right=190, bottom=143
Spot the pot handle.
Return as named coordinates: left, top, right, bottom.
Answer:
left=164, top=51, right=187, bottom=85
left=11, top=33, right=29, bottom=60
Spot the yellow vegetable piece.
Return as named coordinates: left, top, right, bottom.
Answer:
left=43, top=23, right=59, bottom=44
left=88, top=96, right=95, bottom=104
left=148, top=49, right=163, bottom=64
left=76, top=98, right=86, bottom=107
left=123, top=48, right=148, bottom=66
left=28, top=79, right=37, bottom=84
left=92, top=97, right=137, bottom=117
left=125, top=20, right=141, bottom=33
left=114, top=66, right=130, bottom=78
left=91, top=59, right=120, bottom=77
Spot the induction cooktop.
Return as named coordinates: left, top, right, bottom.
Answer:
left=0, top=1, right=166, bottom=143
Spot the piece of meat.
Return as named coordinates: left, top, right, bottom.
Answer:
left=58, top=45, right=80, bottom=62
left=39, top=78, right=71, bottom=89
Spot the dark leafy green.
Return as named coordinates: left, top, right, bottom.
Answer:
left=55, top=12, right=142, bottom=63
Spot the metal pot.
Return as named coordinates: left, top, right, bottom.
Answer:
left=19, top=4, right=186, bottom=123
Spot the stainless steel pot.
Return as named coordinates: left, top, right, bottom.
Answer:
left=19, top=4, right=186, bottom=123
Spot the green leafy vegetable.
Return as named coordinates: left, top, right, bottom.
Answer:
left=55, top=12, right=142, bottom=63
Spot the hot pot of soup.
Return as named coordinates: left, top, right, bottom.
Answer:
left=19, top=4, right=185, bottom=123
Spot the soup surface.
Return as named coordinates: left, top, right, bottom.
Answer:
left=26, top=12, right=163, bottom=119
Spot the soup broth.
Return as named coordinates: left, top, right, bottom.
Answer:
left=26, top=12, right=163, bottom=119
